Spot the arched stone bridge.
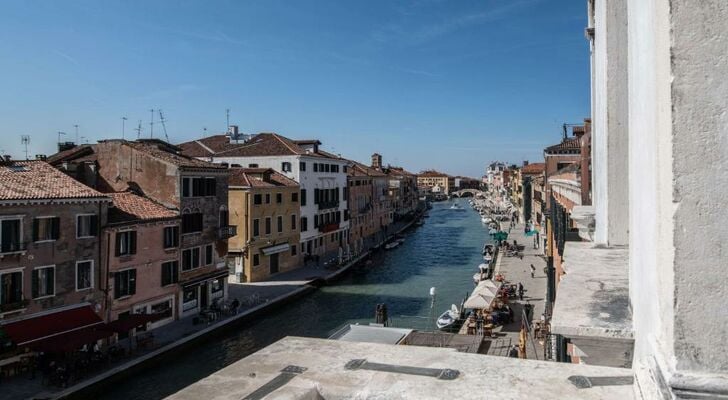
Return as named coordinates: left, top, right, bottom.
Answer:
left=451, top=189, right=487, bottom=197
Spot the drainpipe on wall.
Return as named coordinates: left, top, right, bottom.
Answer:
left=104, top=229, right=112, bottom=323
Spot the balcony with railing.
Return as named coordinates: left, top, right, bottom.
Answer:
left=218, top=225, right=237, bottom=239
left=319, top=222, right=340, bottom=233
left=0, top=241, right=28, bottom=257
left=317, top=201, right=340, bottom=210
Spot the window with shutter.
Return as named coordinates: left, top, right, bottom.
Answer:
left=300, top=189, right=307, bottom=206
left=205, top=245, right=213, bottom=265
left=77, top=215, right=97, bottom=238
left=32, top=266, right=54, bottom=298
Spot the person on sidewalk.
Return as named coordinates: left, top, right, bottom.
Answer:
left=508, top=345, right=519, bottom=358
left=518, top=282, right=524, bottom=300
left=530, top=264, right=536, bottom=278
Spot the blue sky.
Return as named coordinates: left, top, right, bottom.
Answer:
left=0, top=0, right=589, bottom=177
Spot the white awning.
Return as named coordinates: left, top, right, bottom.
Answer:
left=261, top=243, right=290, bottom=255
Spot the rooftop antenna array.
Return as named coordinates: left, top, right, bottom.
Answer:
left=21, top=135, right=30, bottom=160
left=135, top=120, right=143, bottom=139
left=226, top=108, right=230, bottom=131
left=74, top=124, right=79, bottom=144
left=149, top=109, right=155, bottom=138
left=158, top=109, right=170, bottom=143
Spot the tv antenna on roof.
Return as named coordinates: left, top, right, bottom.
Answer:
left=149, top=109, right=155, bottom=138
left=226, top=108, right=230, bottom=131
left=21, top=135, right=30, bottom=160
left=158, top=109, right=170, bottom=143
left=73, top=124, right=79, bottom=144
left=135, top=120, right=143, bottom=139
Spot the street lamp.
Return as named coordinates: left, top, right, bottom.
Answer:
left=429, top=287, right=437, bottom=331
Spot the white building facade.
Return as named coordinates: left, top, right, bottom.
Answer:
left=181, top=134, right=351, bottom=260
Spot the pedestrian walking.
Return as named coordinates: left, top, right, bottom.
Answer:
left=518, top=282, right=524, bottom=300
left=508, top=345, right=519, bottom=358
left=530, top=264, right=536, bottom=278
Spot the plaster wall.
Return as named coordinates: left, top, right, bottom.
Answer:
left=211, top=154, right=349, bottom=243
left=629, top=0, right=728, bottom=397
left=669, top=0, right=728, bottom=381
left=592, top=0, right=629, bottom=247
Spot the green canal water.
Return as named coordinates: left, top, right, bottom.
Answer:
left=97, top=198, right=491, bottom=400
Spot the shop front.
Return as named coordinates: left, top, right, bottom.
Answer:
left=179, top=271, right=228, bottom=318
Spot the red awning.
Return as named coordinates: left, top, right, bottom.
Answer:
left=29, top=325, right=112, bottom=353
left=106, top=313, right=167, bottom=333
left=0, top=305, right=104, bottom=346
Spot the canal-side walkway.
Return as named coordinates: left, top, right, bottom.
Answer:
left=489, top=221, right=548, bottom=360
left=0, top=215, right=424, bottom=400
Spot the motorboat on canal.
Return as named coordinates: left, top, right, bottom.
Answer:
left=385, top=237, right=405, bottom=250
left=450, top=203, right=464, bottom=210
left=436, top=304, right=461, bottom=330
left=481, top=216, right=492, bottom=223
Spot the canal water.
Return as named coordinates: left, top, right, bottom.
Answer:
left=97, top=198, right=490, bottom=400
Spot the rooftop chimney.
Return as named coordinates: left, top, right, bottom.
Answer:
left=371, top=153, right=382, bottom=169
left=523, top=160, right=529, bottom=167
left=35, top=154, right=47, bottom=161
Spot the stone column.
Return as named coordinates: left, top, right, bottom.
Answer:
left=591, top=0, right=630, bottom=247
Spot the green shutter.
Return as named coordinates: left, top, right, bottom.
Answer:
left=51, top=217, right=60, bottom=240
left=129, top=270, right=136, bottom=295
left=130, top=232, right=137, bottom=254
left=115, top=233, right=122, bottom=256
left=31, top=269, right=38, bottom=298
left=90, top=215, right=98, bottom=236
left=32, top=219, right=39, bottom=242
left=47, top=268, right=54, bottom=295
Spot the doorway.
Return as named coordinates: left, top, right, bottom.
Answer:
left=270, top=253, right=279, bottom=274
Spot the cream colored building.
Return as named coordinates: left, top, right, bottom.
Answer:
left=416, top=170, right=455, bottom=194
left=227, top=168, right=302, bottom=282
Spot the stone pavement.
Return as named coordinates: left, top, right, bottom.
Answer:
left=492, top=221, right=548, bottom=360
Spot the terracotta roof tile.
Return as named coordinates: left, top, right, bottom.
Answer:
left=123, top=140, right=226, bottom=169
left=544, top=137, right=581, bottom=153
left=418, top=170, right=451, bottom=178
left=0, top=161, right=107, bottom=201
left=177, top=135, right=234, bottom=157
left=347, top=160, right=387, bottom=177
left=46, top=144, right=96, bottom=165
left=521, top=163, right=546, bottom=175
left=108, top=192, right=177, bottom=223
left=179, top=133, right=341, bottom=160
left=229, top=168, right=299, bottom=188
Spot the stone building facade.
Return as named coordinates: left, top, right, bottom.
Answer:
left=227, top=168, right=301, bottom=282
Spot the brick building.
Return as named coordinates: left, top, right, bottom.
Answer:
left=103, top=192, right=180, bottom=329
left=89, top=139, right=231, bottom=318
left=347, top=160, right=392, bottom=252
left=0, top=160, right=112, bottom=354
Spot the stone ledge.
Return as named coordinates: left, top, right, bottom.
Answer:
left=551, top=242, right=633, bottom=339
left=168, top=336, right=636, bottom=400
left=571, top=205, right=596, bottom=241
